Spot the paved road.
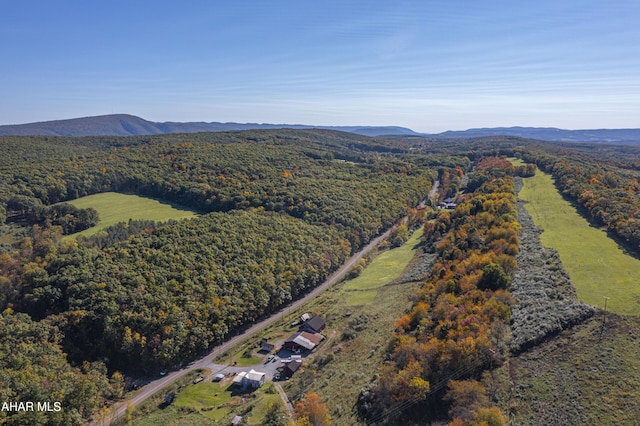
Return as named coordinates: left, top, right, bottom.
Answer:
left=94, top=223, right=398, bottom=425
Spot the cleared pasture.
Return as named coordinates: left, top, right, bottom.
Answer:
left=343, top=227, right=423, bottom=305
left=66, top=192, right=199, bottom=238
left=519, top=169, right=640, bottom=315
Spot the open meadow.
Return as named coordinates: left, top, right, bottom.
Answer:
left=342, top=227, right=423, bottom=305
left=518, top=168, right=640, bottom=315
left=128, top=374, right=281, bottom=426
left=66, top=192, right=200, bottom=238
left=280, top=229, right=427, bottom=424
left=497, top=313, right=640, bottom=425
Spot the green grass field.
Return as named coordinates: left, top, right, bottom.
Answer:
left=519, top=169, right=640, bottom=315
left=277, top=228, right=426, bottom=424
left=343, top=227, right=423, bottom=305
left=130, top=379, right=282, bottom=426
left=174, top=382, right=232, bottom=421
left=66, top=192, right=200, bottom=239
left=497, top=313, right=640, bottom=424
left=283, top=263, right=424, bottom=424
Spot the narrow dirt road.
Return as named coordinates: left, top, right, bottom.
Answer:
left=274, top=382, right=294, bottom=420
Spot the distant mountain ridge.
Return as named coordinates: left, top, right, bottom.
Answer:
left=1, top=114, right=639, bottom=144
left=0, top=114, right=420, bottom=137
left=432, top=126, right=640, bottom=145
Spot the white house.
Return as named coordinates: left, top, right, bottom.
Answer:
left=233, top=369, right=265, bottom=390
left=244, top=369, right=266, bottom=389
left=232, top=371, right=247, bottom=387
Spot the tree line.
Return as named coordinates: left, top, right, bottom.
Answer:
left=518, top=146, right=640, bottom=253
left=0, top=130, right=438, bottom=249
left=357, top=157, right=521, bottom=425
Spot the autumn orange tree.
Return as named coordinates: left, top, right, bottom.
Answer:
left=294, top=392, right=331, bottom=426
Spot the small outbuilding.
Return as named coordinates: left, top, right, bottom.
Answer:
left=260, top=338, right=275, bottom=353
left=282, top=359, right=302, bottom=377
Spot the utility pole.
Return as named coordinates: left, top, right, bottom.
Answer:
left=600, top=296, right=610, bottom=340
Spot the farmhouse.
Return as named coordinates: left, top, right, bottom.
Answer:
left=232, top=369, right=266, bottom=390
left=283, top=331, right=325, bottom=352
left=244, top=369, right=266, bottom=388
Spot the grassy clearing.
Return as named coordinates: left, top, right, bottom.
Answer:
left=214, top=329, right=289, bottom=366
left=283, top=276, right=422, bottom=424
left=519, top=169, right=640, bottom=315
left=343, top=227, right=423, bottom=305
left=244, top=388, right=282, bottom=425
left=174, top=382, right=228, bottom=406
left=346, top=289, right=379, bottom=306
left=497, top=314, right=640, bottom=425
left=66, top=192, right=199, bottom=239
left=129, top=377, right=282, bottom=426
left=278, top=229, right=426, bottom=424
left=225, top=347, right=262, bottom=368
left=119, top=369, right=207, bottom=426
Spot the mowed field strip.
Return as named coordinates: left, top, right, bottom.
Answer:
left=66, top=192, right=200, bottom=238
left=343, top=227, right=423, bottom=305
left=519, top=168, right=640, bottom=315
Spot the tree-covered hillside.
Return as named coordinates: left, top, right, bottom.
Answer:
left=0, top=130, right=436, bottom=248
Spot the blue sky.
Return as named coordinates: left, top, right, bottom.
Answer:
left=2, top=1, right=639, bottom=132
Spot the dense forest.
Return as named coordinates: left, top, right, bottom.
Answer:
left=3, top=129, right=640, bottom=425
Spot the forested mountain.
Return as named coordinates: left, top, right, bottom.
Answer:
left=0, top=114, right=420, bottom=137
left=4, top=113, right=640, bottom=144
left=431, top=127, right=640, bottom=145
